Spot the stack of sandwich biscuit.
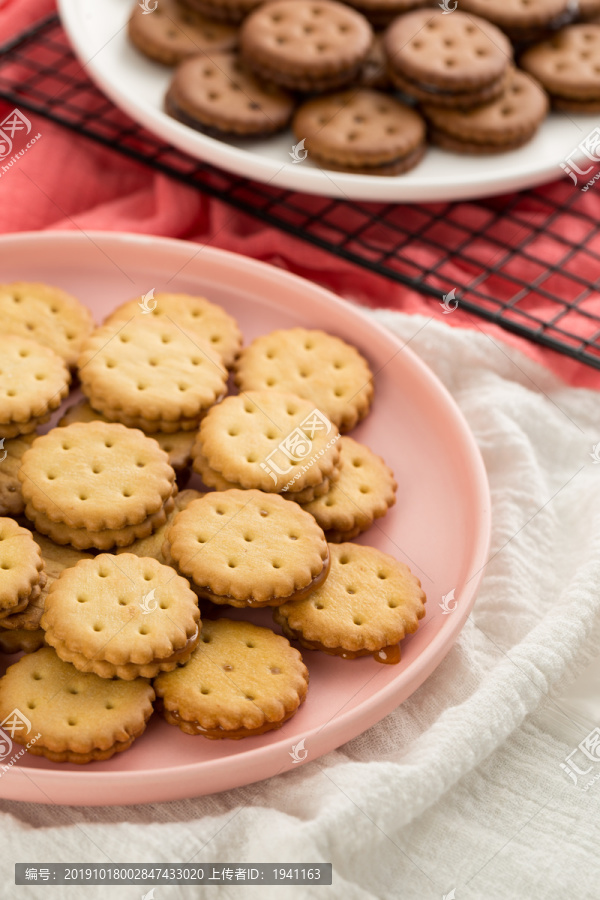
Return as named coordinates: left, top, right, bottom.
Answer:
left=18, top=421, right=177, bottom=550
left=0, top=518, right=47, bottom=653
left=0, top=283, right=428, bottom=763
left=77, top=298, right=232, bottom=436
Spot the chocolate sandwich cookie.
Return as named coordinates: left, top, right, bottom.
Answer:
left=180, top=0, right=263, bottom=24
left=521, top=24, right=600, bottom=111
left=240, top=0, right=373, bottom=92
left=166, top=52, right=295, bottom=136
left=292, top=89, right=426, bottom=175
left=128, top=0, right=237, bottom=66
left=384, top=10, right=513, bottom=110
left=459, top=0, right=577, bottom=44
left=423, top=69, right=549, bottom=154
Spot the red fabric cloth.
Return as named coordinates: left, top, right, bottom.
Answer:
left=1, top=0, right=599, bottom=389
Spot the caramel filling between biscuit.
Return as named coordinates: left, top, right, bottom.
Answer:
left=152, top=626, right=200, bottom=666
left=163, top=705, right=300, bottom=739
left=282, top=627, right=402, bottom=665
left=194, top=550, right=331, bottom=608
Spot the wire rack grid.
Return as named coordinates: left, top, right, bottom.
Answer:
left=1, top=14, right=600, bottom=368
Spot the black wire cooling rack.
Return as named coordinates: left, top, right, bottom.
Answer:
left=1, top=13, right=600, bottom=368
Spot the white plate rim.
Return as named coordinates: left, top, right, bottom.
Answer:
left=56, top=0, right=593, bottom=203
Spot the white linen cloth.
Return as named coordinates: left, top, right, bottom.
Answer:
left=2, top=311, right=600, bottom=900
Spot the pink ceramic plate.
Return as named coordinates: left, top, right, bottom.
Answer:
left=0, top=231, right=490, bottom=806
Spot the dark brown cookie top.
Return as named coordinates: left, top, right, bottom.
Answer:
left=181, top=0, right=263, bottom=24
left=384, top=10, right=512, bottom=91
left=422, top=69, right=549, bottom=142
left=240, top=0, right=373, bottom=80
left=128, top=0, right=238, bottom=66
left=166, top=52, right=295, bottom=135
left=458, top=0, right=571, bottom=30
left=521, top=24, right=600, bottom=98
left=293, top=89, right=426, bottom=166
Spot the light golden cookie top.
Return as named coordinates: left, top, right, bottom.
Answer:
left=41, top=554, right=200, bottom=667
left=234, top=328, right=373, bottom=432
left=154, top=618, right=308, bottom=731
left=59, top=399, right=195, bottom=470
left=0, top=335, right=70, bottom=426
left=275, top=542, right=426, bottom=652
left=166, top=489, right=329, bottom=603
left=104, top=292, right=242, bottom=368
left=0, top=647, right=155, bottom=753
left=195, top=390, right=341, bottom=493
left=0, top=517, right=45, bottom=611
left=117, top=489, right=204, bottom=563
left=78, top=317, right=228, bottom=422
left=18, top=422, right=176, bottom=531
left=0, top=282, right=93, bottom=367
left=301, top=436, right=397, bottom=532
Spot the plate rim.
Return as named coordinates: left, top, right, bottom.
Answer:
left=0, top=230, right=491, bottom=803
left=56, top=0, right=584, bottom=203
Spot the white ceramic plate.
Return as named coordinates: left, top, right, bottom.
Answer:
left=58, top=0, right=597, bottom=203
